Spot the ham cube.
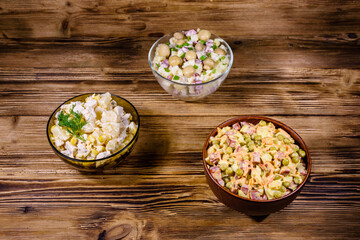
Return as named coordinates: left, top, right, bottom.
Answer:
left=252, top=152, right=261, bottom=163
left=209, top=166, right=224, bottom=186
left=280, top=166, right=291, bottom=175
left=250, top=190, right=262, bottom=200
left=209, top=152, right=221, bottom=165
left=232, top=122, right=241, bottom=130
left=227, top=136, right=237, bottom=148
left=235, top=146, right=243, bottom=153
left=241, top=184, right=250, bottom=195
left=240, top=121, right=249, bottom=127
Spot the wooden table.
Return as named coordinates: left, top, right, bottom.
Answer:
left=0, top=1, right=359, bottom=239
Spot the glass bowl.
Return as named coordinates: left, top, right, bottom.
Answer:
left=202, top=116, right=311, bottom=216
left=148, top=31, right=233, bottom=101
left=46, top=93, right=140, bottom=172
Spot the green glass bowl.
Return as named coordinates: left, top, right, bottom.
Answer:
left=46, top=93, right=140, bottom=172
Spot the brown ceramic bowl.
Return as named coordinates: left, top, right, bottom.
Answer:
left=202, top=116, right=311, bottom=216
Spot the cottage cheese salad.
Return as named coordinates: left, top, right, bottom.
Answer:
left=152, top=29, right=230, bottom=84
left=205, top=120, right=307, bottom=200
left=50, top=93, right=138, bottom=160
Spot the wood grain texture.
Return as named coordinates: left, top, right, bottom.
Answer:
left=0, top=0, right=360, bottom=239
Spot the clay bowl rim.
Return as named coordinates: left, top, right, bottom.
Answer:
left=202, top=115, right=311, bottom=203
left=46, top=93, right=140, bottom=163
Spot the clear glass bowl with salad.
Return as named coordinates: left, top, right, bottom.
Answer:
left=148, top=29, right=233, bottom=101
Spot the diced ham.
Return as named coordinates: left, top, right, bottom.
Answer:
left=241, top=184, right=250, bottom=195
left=231, top=184, right=239, bottom=193
left=238, top=160, right=246, bottom=170
left=262, top=194, right=268, bottom=200
left=276, top=152, right=285, bottom=160
left=280, top=166, right=291, bottom=175
left=181, top=46, right=189, bottom=53
left=232, top=122, right=241, bottom=130
left=240, top=121, right=249, bottom=127
left=210, top=166, right=224, bottom=186
left=227, top=136, right=237, bottom=148
left=250, top=190, right=262, bottom=200
left=300, top=169, right=307, bottom=176
left=252, top=152, right=261, bottom=163
left=209, top=152, right=221, bottom=165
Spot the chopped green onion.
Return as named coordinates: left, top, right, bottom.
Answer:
left=155, top=63, right=160, bottom=68
left=207, top=52, right=211, bottom=57
left=173, top=75, right=180, bottom=80
left=176, top=44, right=183, bottom=48
left=200, top=40, right=206, bottom=45
left=212, top=68, right=216, bottom=74
left=193, top=65, right=198, bottom=69
left=188, top=47, right=193, bottom=50
left=183, top=42, right=189, bottom=46
left=181, top=53, right=186, bottom=58
left=166, top=42, right=170, bottom=46
left=164, top=68, right=170, bottom=72
left=212, top=45, right=217, bottom=50
left=203, top=71, right=207, bottom=75
left=222, top=63, right=227, bottom=65
left=171, top=48, right=176, bottom=51
left=200, top=55, right=207, bottom=61
left=186, top=36, right=190, bottom=41
left=220, top=56, right=226, bottom=61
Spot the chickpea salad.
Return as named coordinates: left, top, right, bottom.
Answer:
left=152, top=28, right=231, bottom=84
left=50, top=93, right=138, bottom=160
left=205, top=120, right=307, bottom=200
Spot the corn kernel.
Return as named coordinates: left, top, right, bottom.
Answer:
left=94, top=95, right=100, bottom=100
left=70, top=136, right=77, bottom=146
left=97, top=146, right=105, bottom=152
left=98, top=135, right=107, bottom=144
left=88, top=134, right=96, bottom=143
left=91, top=149, right=98, bottom=156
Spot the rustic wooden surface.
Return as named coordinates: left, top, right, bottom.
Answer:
left=0, top=0, right=359, bottom=239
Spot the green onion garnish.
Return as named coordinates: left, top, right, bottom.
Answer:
left=223, top=63, right=227, bottom=65
left=200, top=55, right=207, bottom=61
left=181, top=53, right=186, bottom=58
left=183, top=42, right=189, bottom=46
left=220, top=56, right=226, bottom=61
left=188, top=47, right=193, bottom=50
left=171, top=48, right=176, bottom=51
left=203, top=71, right=207, bottom=75
left=200, top=40, right=206, bottom=45
left=156, top=63, right=160, bottom=68
left=173, top=75, right=180, bottom=80
left=166, top=42, right=170, bottom=46
left=164, top=68, right=170, bottom=72
left=212, top=68, right=216, bottom=74
left=186, top=36, right=191, bottom=41
left=207, top=52, right=211, bottom=57
left=194, top=65, right=198, bottom=69
left=212, top=45, right=217, bottom=50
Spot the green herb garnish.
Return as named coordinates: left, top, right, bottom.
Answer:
left=200, top=55, right=207, bottom=61
left=58, top=105, right=87, bottom=141
left=183, top=42, right=189, bottom=46
left=171, top=48, right=176, bottom=51
left=188, top=47, right=194, bottom=50
left=193, top=65, right=198, bottom=69
left=186, top=36, right=191, bottom=41
left=166, top=42, right=170, bottom=46
left=203, top=71, right=207, bottom=75
left=212, top=45, right=217, bottom=50
left=220, top=56, right=226, bottom=61
left=176, top=44, right=183, bottom=48
left=212, top=68, right=216, bottom=74
left=207, top=52, right=211, bottom=57
left=200, top=40, right=206, bottom=45
left=181, top=53, right=186, bottom=58
left=223, top=63, right=227, bottom=65
left=173, top=75, right=180, bottom=80
left=156, top=63, right=160, bottom=68
left=164, top=68, right=170, bottom=72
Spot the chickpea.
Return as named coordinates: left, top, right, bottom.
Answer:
left=203, top=58, right=215, bottom=70
left=198, top=29, right=211, bottom=41
left=195, top=42, right=205, bottom=51
left=157, top=44, right=170, bottom=57
left=176, top=39, right=185, bottom=46
left=214, top=48, right=226, bottom=55
left=169, top=55, right=182, bottom=66
left=174, top=32, right=184, bottom=40
left=183, top=65, right=196, bottom=78
left=185, top=50, right=197, bottom=61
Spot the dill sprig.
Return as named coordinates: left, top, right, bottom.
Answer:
left=57, top=105, right=87, bottom=141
